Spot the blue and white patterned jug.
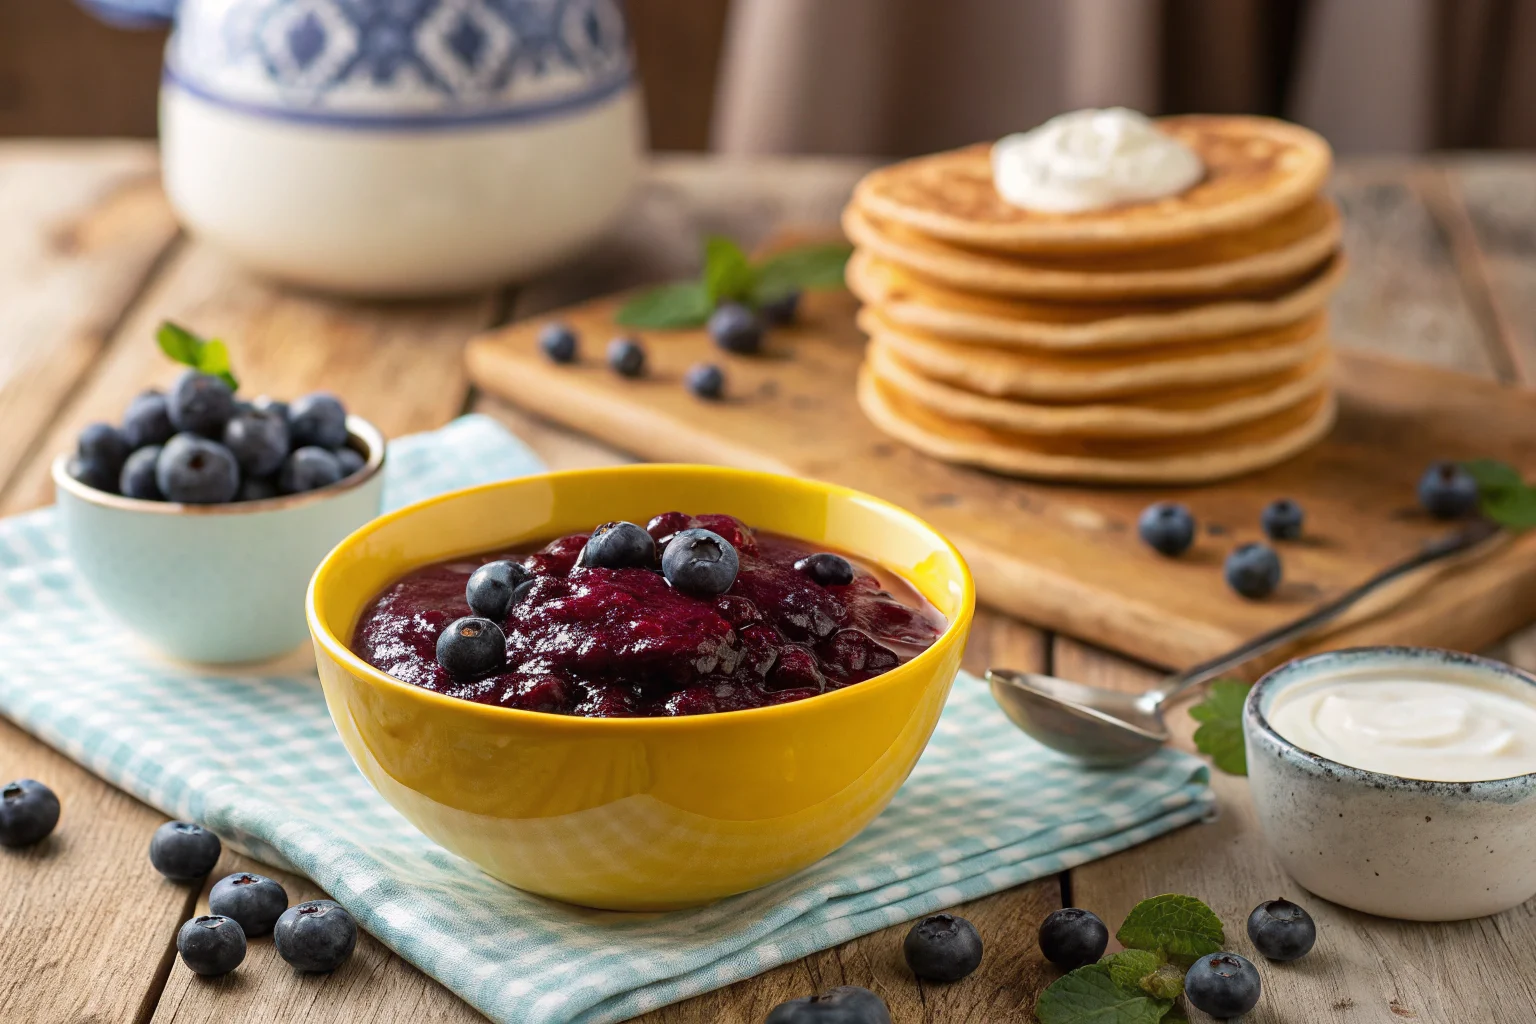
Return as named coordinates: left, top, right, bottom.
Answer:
left=82, top=0, right=644, bottom=295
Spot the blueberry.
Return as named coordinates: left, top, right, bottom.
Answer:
left=903, top=913, right=983, bottom=982
left=333, top=446, right=366, bottom=477
left=122, top=391, right=175, bottom=448
left=67, top=455, right=118, bottom=494
left=278, top=446, right=344, bottom=494
left=661, top=528, right=740, bottom=596
left=511, top=578, right=537, bottom=607
left=238, top=475, right=279, bottom=502
left=794, top=552, right=854, bottom=587
left=436, top=616, right=506, bottom=680
left=685, top=363, right=726, bottom=400
left=1037, top=907, right=1108, bottom=970
left=1261, top=499, right=1305, bottom=540
left=167, top=370, right=236, bottom=438
left=765, top=986, right=892, bottom=1024
left=149, top=821, right=222, bottom=881
left=540, top=322, right=579, bottom=364
left=78, top=422, right=131, bottom=479
left=119, top=446, right=163, bottom=500
left=1418, top=461, right=1480, bottom=519
left=177, top=915, right=246, bottom=976
left=288, top=392, right=349, bottom=449
left=1246, top=898, right=1316, bottom=961
left=273, top=899, right=357, bottom=973
left=1138, top=502, right=1196, bottom=556
left=251, top=395, right=289, bottom=422
left=759, top=289, right=801, bottom=326
left=466, top=560, right=531, bottom=621
left=708, top=302, right=763, bottom=354
left=210, top=872, right=289, bottom=937
left=1185, top=952, right=1261, bottom=1019
left=579, top=521, right=656, bottom=569
left=222, top=408, right=290, bottom=478
left=0, top=779, right=61, bottom=847
left=156, top=434, right=240, bottom=504
left=607, top=336, right=646, bottom=378
left=1225, top=542, right=1282, bottom=599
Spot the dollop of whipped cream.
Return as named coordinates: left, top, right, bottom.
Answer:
left=990, top=108, right=1204, bottom=213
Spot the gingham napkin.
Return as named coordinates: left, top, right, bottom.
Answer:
left=0, top=414, right=1213, bottom=1024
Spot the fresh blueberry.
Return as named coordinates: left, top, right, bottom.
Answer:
left=223, top=408, right=290, bottom=478
left=1418, top=461, right=1480, bottom=519
left=0, top=779, right=61, bottom=847
left=78, top=423, right=132, bottom=479
left=539, top=322, right=579, bottom=363
left=251, top=395, right=289, bottom=422
left=288, top=392, right=349, bottom=449
left=1261, top=499, right=1305, bottom=540
left=238, top=475, right=279, bottom=502
left=333, top=446, right=366, bottom=477
left=273, top=899, right=358, bottom=973
left=1138, top=502, right=1196, bottom=556
left=278, top=446, right=344, bottom=494
left=466, top=560, right=531, bottom=621
left=209, top=872, right=289, bottom=937
left=708, top=302, right=763, bottom=354
left=177, top=915, right=246, bottom=976
left=1225, top=542, right=1282, bottom=599
left=794, top=552, right=854, bottom=587
left=150, top=821, right=222, bottom=882
left=122, top=391, right=175, bottom=448
left=167, top=370, right=236, bottom=438
left=436, top=616, right=506, bottom=680
left=1185, top=952, right=1262, bottom=1019
left=579, top=521, right=656, bottom=569
left=765, top=986, right=892, bottom=1024
left=156, top=434, right=240, bottom=504
left=119, top=446, right=163, bottom=500
left=67, top=455, right=118, bottom=494
left=607, top=336, right=646, bottom=378
left=1246, top=898, right=1316, bottom=961
left=661, top=528, right=740, bottom=597
left=1037, top=907, right=1108, bottom=970
left=903, top=913, right=983, bottom=982
left=759, top=289, right=801, bottom=326
left=685, top=363, right=726, bottom=400
left=511, top=578, right=537, bottom=607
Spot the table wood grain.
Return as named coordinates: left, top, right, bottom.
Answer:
left=0, top=142, right=1532, bottom=1024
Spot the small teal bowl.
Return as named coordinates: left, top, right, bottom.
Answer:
left=53, top=416, right=385, bottom=664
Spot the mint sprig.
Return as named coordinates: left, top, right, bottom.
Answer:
left=1189, top=679, right=1251, bottom=776
left=1115, top=894, right=1225, bottom=967
left=1464, top=458, right=1536, bottom=530
left=156, top=321, right=239, bottom=391
left=1035, top=962, right=1172, bottom=1024
left=614, top=237, right=852, bottom=329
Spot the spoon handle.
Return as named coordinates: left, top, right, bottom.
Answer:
left=1147, top=519, right=1502, bottom=707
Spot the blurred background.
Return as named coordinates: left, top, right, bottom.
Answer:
left=5, top=0, right=1533, bottom=155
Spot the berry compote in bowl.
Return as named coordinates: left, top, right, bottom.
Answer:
left=307, top=465, right=974, bottom=910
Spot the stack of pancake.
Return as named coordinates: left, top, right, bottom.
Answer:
left=846, top=115, right=1344, bottom=484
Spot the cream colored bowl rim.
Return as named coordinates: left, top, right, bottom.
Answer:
left=306, top=463, right=977, bottom=731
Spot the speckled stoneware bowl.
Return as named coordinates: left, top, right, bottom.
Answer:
left=1245, top=646, right=1536, bottom=921
left=53, top=416, right=384, bottom=664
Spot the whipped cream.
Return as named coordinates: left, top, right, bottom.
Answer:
left=991, top=108, right=1204, bottom=214
left=1268, top=675, right=1536, bottom=782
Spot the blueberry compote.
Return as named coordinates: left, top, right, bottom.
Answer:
left=352, top=512, right=945, bottom=718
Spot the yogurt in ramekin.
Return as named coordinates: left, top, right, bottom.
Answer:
left=1245, top=647, right=1536, bottom=921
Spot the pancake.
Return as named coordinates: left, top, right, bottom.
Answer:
left=857, top=367, right=1337, bottom=483
left=866, top=338, right=1334, bottom=439
left=852, top=115, right=1333, bottom=253
left=846, top=249, right=1347, bottom=350
left=860, top=308, right=1329, bottom=400
left=842, top=197, right=1341, bottom=300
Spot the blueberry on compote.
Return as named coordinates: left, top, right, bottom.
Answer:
left=794, top=552, right=854, bottom=587
left=435, top=617, right=506, bottom=680
left=466, top=560, right=531, bottom=621
left=579, top=521, right=656, bottom=569
left=661, top=528, right=740, bottom=596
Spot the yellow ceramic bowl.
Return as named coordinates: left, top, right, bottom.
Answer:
left=307, top=465, right=974, bottom=910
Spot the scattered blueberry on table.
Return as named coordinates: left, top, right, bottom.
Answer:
left=209, top=872, right=290, bottom=937
left=0, top=778, right=60, bottom=848
left=1137, top=501, right=1196, bottom=556
left=685, top=362, right=726, bottom=400
left=1184, top=951, right=1262, bottom=1019
left=1036, top=907, right=1109, bottom=970
left=149, top=820, right=223, bottom=882
left=903, top=913, right=984, bottom=982
left=765, top=986, right=891, bottom=1024
left=758, top=288, right=801, bottom=326
left=607, top=336, right=646, bottom=378
left=708, top=302, right=764, bottom=355
left=177, top=914, right=247, bottom=976
left=1260, top=498, right=1305, bottom=540
left=539, top=321, right=579, bottom=364
left=273, top=899, right=358, bottom=973
left=1418, top=461, right=1480, bottom=519
left=1246, top=897, right=1316, bottom=961
left=1225, top=542, right=1282, bottom=599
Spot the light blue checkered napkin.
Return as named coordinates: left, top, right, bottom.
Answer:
left=0, top=414, right=1212, bottom=1024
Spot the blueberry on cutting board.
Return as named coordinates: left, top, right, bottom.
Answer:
left=0, top=779, right=60, bottom=847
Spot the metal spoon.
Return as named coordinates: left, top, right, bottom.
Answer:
left=986, top=520, right=1502, bottom=766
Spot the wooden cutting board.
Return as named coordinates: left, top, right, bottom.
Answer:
left=466, top=286, right=1536, bottom=671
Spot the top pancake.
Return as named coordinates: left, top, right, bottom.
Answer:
left=852, top=115, right=1333, bottom=253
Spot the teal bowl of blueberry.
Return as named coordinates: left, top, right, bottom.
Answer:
left=53, top=361, right=384, bottom=664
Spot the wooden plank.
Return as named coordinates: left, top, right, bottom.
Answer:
left=1442, top=156, right=1536, bottom=384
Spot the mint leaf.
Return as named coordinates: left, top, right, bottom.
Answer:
left=614, top=281, right=713, bottom=329
left=1463, top=458, right=1524, bottom=495
left=1189, top=679, right=1251, bottom=776
left=1116, top=894, right=1225, bottom=967
left=1140, top=963, right=1185, bottom=1001
left=1099, top=949, right=1163, bottom=992
left=1483, top=485, right=1536, bottom=530
left=1036, top=963, right=1172, bottom=1024
left=703, top=236, right=753, bottom=304
left=156, top=321, right=238, bottom=390
left=750, top=242, right=853, bottom=303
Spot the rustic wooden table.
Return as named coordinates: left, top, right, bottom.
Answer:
left=1, top=142, right=1534, bottom=1024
